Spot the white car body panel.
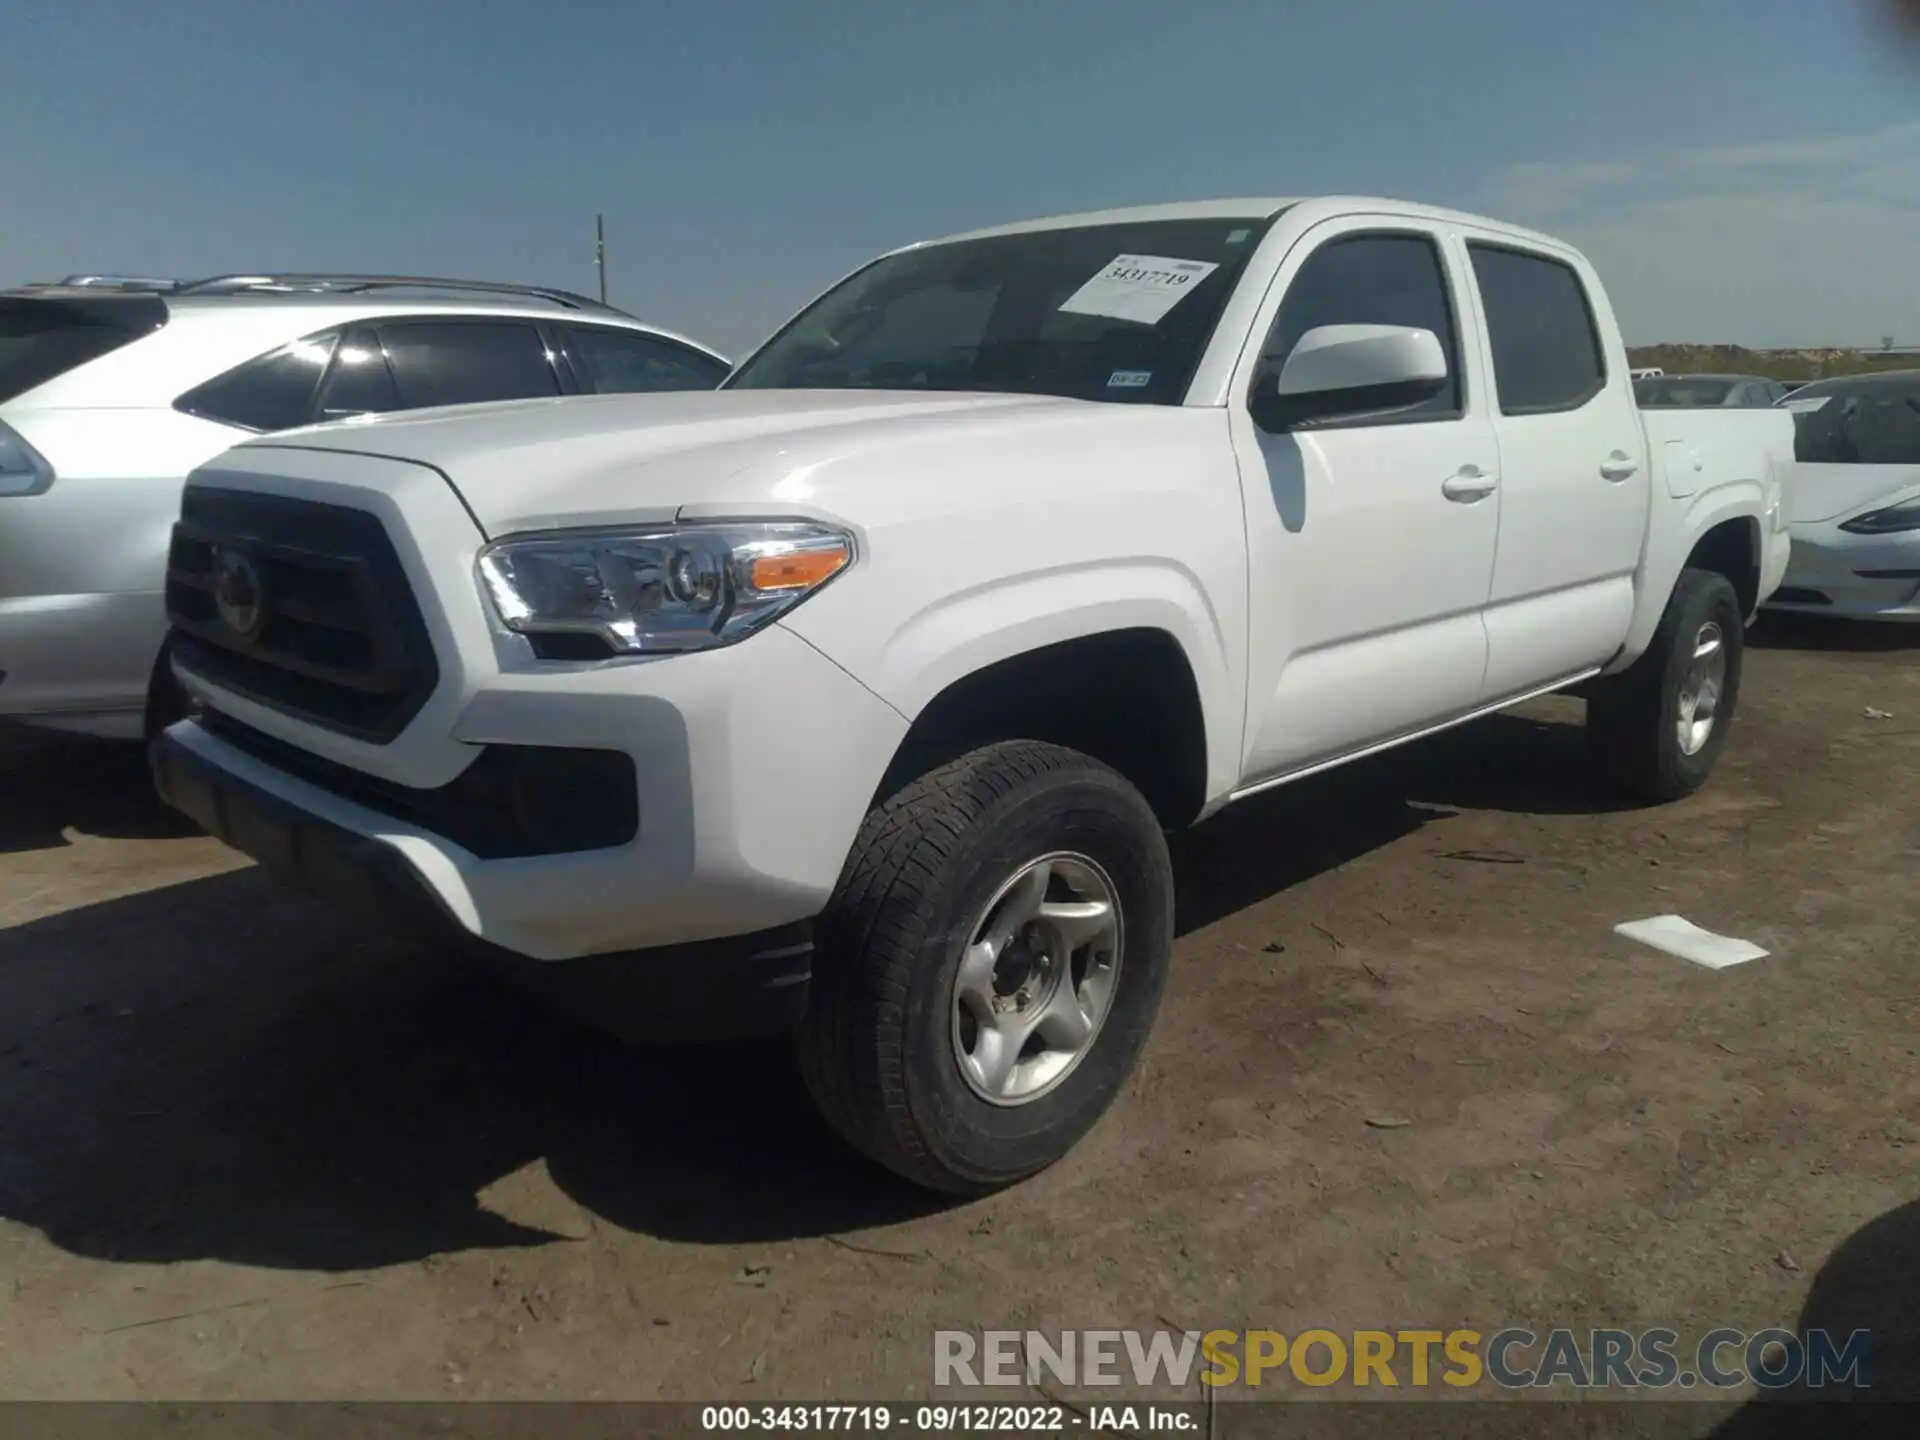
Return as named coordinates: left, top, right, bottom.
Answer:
left=161, top=197, right=1794, bottom=961
left=1774, top=462, right=1920, bottom=621
left=0, top=295, right=726, bottom=738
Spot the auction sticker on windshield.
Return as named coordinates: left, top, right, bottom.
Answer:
left=1059, top=254, right=1221, bottom=325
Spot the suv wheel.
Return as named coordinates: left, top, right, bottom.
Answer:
left=1587, top=567, right=1745, bottom=802
left=796, top=740, right=1173, bottom=1194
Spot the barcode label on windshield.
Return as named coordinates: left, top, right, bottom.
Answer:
left=1058, top=254, right=1221, bottom=326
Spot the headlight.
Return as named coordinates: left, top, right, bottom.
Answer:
left=1838, top=497, right=1920, bottom=535
left=476, top=521, right=853, bottom=656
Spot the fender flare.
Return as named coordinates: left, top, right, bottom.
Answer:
left=859, top=559, right=1244, bottom=806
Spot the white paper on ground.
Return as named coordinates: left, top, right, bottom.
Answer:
left=1613, top=915, right=1770, bottom=970
left=1058, top=254, right=1221, bottom=326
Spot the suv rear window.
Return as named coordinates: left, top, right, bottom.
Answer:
left=0, top=296, right=167, bottom=404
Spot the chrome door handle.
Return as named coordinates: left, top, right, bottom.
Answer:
left=1600, top=453, right=1639, bottom=482
left=1441, top=465, right=1498, bottom=502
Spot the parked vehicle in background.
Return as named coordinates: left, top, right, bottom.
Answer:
left=153, top=197, right=1792, bottom=1193
left=1630, top=366, right=1664, bottom=380
left=0, top=275, right=729, bottom=740
left=1635, top=373, right=1792, bottom=408
left=1766, top=369, right=1920, bottom=621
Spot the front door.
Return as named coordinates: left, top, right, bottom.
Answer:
left=1228, top=220, right=1502, bottom=785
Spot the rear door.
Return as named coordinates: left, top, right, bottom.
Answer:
left=1228, top=219, right=1502, bottom=783
left=1458, top=237, right=1649, bottom=698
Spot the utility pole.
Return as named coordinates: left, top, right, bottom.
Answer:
left=595, top=214, right=607, bottom=305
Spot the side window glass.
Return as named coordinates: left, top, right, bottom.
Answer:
left=566, top=326, right=729, bottom=392
left=376, top=322, right=561, bottom=409
left=1835, top=385, right=1920, bottom=464
left=315, top=328, right=401, bottom=419
left=1466, top=244, right=1606, bottom=414
left=1259, top=233, right=1462, bottom=421
left=173, top=333, right=338, bottom=431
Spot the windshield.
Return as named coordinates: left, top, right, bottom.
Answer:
left=1634, top=376, right=1735, bottom=407
left=726, top=218, right=1272, bottom=406
left=1784, top=371, right=1920, bottom=464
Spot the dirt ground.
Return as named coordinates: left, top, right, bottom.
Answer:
left=1, top=613, right=1914, bottom=1413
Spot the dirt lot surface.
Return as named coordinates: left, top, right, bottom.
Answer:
left=1, top=615, right=1915, bottom=1415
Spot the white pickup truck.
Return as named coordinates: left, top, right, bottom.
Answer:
left=152, top=197, right=1792, bottom=1193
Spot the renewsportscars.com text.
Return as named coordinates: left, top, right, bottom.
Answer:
left=934, top=1327, right=1872, bottom=1391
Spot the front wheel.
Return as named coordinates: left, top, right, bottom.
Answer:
left=795, top=740, right=1173, bottom=1195
left=1587, top=567, right=1745, bottom=802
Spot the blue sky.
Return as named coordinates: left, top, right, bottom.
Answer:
left=4, top=0, right=1918, bottom=353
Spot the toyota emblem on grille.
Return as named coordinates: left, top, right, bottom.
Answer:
left=212, top=548, right=266, bottom=640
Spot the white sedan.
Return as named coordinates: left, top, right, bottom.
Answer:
left=1769, top=370, right=1920, bottom=622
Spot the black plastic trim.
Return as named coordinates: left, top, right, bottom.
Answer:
left=198, top=709, right=638, bottom=859
left=151, top=728, right=808, bottom=1042
left=165, top=489, right=438, bottom=742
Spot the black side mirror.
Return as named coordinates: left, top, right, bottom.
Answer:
left=1249, top=367, right=1447, bottom=433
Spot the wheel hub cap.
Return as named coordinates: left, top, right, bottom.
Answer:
left=951, top=853, right=1123, bottom=1107
left=1677, top=621, right=1727, bottom=757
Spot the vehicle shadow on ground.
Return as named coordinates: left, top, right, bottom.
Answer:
left=1174, top=707, right=1632, bottom=930
left=0, top=724, right=199, bottom=854
left=1710, top=1196, right=1917, bottom=1434
left=1749, top=612, right=1920, bottom=652
left=0, top=705, right=1629, bottom=1271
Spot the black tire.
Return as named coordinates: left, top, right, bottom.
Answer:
left=1587, top=567, right=1744, bottom=802
left=795, top=740, right=1173, bottom=1195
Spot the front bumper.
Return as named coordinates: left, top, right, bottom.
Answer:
left=1766, top=524, right=1920, bottom=621
left=152, top=723, right=819, bottom=1042
left=0, top=589, right=168, bottom=738
left=163, top=615, right=909, bottom=961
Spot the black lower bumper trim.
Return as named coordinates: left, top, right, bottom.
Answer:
left=151, top=724, right=456, bottom=935
left=149, top=726, right=812, bottom=1043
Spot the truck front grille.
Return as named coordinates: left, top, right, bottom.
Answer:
left=165, top=489, right=438, bottom=742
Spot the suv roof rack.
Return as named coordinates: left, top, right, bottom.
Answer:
left=173, top=273, right=631, bottom=316
left=57, top=274, right=186, bottom=292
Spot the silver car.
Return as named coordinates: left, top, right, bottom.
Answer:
left=0, top=275, right=729, bottom=739
left=1768, top=369, right=1920, bottom=622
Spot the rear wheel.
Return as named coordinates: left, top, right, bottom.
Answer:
left=795, top=740, right=1173, bottom=1194
left=1587, top=567, right=1744, bottom=802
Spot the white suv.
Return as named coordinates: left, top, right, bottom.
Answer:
left=0, top=274, right=728, bottom=740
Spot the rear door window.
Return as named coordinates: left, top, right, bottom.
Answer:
left=565, top=326, right=729, bottom=392
left=173, top=333, right=340, bottom=431
left=375, top=321, right=561, bottom=409
left=1466, top=244, right=1607, bottom=414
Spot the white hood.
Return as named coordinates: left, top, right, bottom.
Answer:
left=1785, top=460, right=1920, bottom=525
left=245, top=389, right=1098, bottom=536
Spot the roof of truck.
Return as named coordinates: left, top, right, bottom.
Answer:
left=919, top=196, right=1575, bottom=255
